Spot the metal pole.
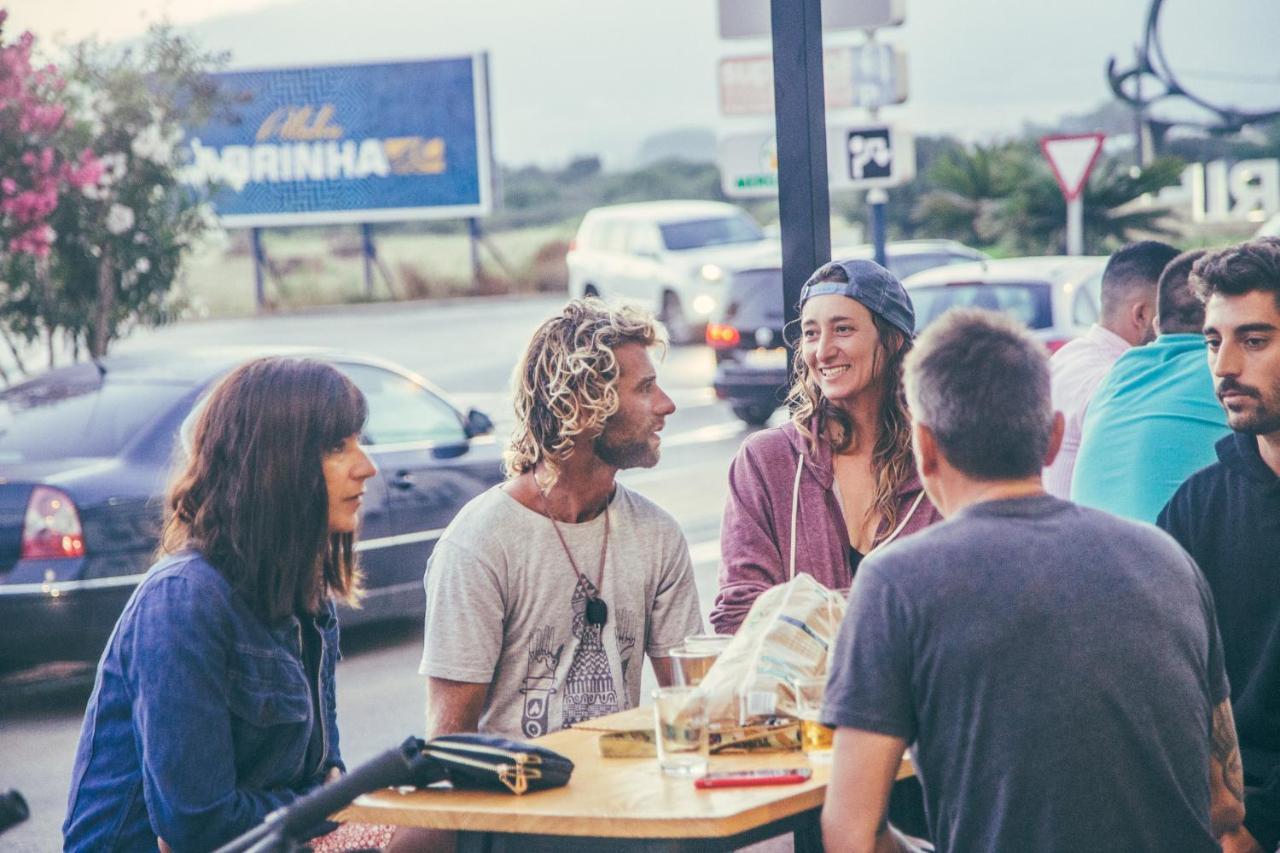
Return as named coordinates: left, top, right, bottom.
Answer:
left=250, top=227, right=265, bottom=312
left=868, top=188, right=888, bottom=267
left=361, top=223, right=375, bottom=298
left=467, top=217, right=483, bottom=288
left=770, top=0, right=831, bottom=360
left=1067, top=198, right=1084, bottom=256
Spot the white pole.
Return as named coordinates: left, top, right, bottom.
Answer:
left=1067, top=197, right=1084, bottom=256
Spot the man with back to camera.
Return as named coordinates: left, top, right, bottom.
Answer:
left=1159, top=238, right=1280, bottom=853
left=1070, top=249, right=1229, bottom=522
left=1043, top=240, right=1179, bottom=497
left=819, top=308, right=1244, bottom=853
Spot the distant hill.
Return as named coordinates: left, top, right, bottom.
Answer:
left=635, top=128, right=717, bottom=167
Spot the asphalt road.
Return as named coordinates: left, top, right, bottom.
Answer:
left=0, top=295, right=778, bottom=851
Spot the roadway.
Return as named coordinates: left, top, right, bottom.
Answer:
left=0, top=294, right=778, bottom=851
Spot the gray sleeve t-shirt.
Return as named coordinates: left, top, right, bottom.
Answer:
left=420, top=483, right=703, bottom=738
left=823, top=494, right=1228, bottom=853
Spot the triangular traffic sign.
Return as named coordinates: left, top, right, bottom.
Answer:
left=1040, top=133, right=1106, bottom=202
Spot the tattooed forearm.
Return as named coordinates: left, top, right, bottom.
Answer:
left=1211, top=700, right=1245, bottom=804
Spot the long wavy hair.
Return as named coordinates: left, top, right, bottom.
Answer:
left=784, top=265, right=915, bottom=541
left=160, top=357, right=368, bottom=622
left=505, top=298, right=662, bottom=487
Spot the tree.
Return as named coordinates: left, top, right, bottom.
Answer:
left=43, top=27, right=231, bottom=360
left=912, top=142, right=1033, bottom=248
left=0, top=11, right=102, bottom=377
left=1003, top=155, right=1184, bottom=254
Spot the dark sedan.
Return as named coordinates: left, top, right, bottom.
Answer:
left=0, top=346, right=504, bottom=673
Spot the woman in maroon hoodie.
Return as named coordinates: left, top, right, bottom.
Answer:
left=710, top=258, right=942, bottom=635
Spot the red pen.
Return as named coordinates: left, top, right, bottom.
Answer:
left=694, top=768, right=812, bottom=789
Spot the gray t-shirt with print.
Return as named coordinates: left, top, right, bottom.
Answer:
left=824, top=494, right=1228, bottom=853
left=420, top=483, right=703, bottom=738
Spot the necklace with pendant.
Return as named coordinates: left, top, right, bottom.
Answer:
left=539, top=487, right=610, bottom=627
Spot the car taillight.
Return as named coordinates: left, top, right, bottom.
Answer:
left=568, top=238, right=577, bottom=252
left=21, top=485, right=86, bottom=559
left=1045, top=338, right=1070, bottom=354
left=705, top=323, right=741, bottom=349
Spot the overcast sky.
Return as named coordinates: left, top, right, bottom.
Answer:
left=10, top=0, right=1278, bottom=167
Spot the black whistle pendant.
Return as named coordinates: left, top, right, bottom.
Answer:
left=585, top=597, right=608, bottom=627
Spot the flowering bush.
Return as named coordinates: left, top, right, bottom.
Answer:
left=0, top=23, right=231, bottom=365
left=0, top=11, right=102, bottom=262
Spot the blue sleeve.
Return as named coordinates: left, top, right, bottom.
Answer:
left=121, top=576, right=300, bottom=851
left=820, top=559, right=916, bottom=741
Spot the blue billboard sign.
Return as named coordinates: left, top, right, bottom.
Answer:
left=181, top=55, right=493, bottom=227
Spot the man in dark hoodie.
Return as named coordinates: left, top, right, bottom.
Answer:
left=1159, top=237, right=1280, bottom=853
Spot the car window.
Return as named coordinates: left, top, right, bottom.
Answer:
left=600, top=221, right=630, bottom=254
left=0, top=378, right=190, bottom=463
left=911, top=283, right=1054, bottom=331
left=628, top=224, right=662, bottom=257
left=887, top=253, right=949, bottom=281
left=1072, top=283, right=1100, bottom=326
left=659, top=214, right=764, bottom=251
left=338, top=363, right=465, bottom=446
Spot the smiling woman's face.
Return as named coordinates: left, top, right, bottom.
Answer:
left=799, top=294, right=887, bottom=411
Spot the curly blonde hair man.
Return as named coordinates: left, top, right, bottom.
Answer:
left=505, top=297, right=665, bottom=486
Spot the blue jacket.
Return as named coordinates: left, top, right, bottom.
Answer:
left=63, top=552, right=344, bottom=852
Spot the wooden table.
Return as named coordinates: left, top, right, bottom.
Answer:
left=337, top=707, right=913, bottom=852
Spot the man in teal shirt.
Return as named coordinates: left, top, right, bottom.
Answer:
left=1072, top=250, right=1229, bottom=522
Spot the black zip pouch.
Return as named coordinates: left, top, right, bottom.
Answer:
left=423, top=734, right=575, bottom=795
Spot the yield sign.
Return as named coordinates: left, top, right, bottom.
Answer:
left=1040, top=133, right=1106, bottom=202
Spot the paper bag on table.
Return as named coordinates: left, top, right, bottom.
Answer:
left=698, top=573, right=846, bottom=725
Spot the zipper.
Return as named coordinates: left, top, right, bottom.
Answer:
left=431, top=741, right=541, bottom=764
left=424, top=748, right=543, bottom=794
left=312, top=618, right=329, bottom=776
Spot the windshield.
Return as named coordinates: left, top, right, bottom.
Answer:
left=0, top=378, right=190, bottom=463
left=659, top=215, right=764, bottom=251
left=911, top=283, right=1054, bottom=331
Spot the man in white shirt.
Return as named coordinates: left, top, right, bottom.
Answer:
left=1043, top=240, right=1179, bottom=497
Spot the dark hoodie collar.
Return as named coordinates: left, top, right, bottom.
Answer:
left=1218, top=431, right=1280, bottom=486
left=782, top=417, right=925, bottom=499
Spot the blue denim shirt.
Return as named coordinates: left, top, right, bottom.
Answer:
left=63, top=551, right=344, bottom=852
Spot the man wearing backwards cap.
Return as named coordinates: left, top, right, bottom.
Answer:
left=712, top=258, right=940, bottom=838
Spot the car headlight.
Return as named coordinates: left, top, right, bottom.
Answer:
left=692, top=294, right=717, bottom=316
left=699, top=263, right=725, bottom=283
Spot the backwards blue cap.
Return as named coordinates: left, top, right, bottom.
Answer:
left=798, top=258, right=915, bottom=338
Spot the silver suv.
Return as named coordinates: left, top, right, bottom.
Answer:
left=566, top=201, right=772, bottom=343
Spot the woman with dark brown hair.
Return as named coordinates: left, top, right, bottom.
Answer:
left=710, top=258, right=942, bottom=634
left=64, top=357, right=376, bottom=852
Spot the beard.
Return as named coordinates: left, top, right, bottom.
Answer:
left=594, top=424, right=660, bottom=470
left=1217, top=376, right=1280, bottom=435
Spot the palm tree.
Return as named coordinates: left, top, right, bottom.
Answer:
left=912, top=143, right=1033, bottom=247
left=1002, top=155, right=1184, bottom=254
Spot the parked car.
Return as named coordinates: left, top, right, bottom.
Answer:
left=0, top=346, right=503, bottom=673
left=566, top=200, right=773, bottom=343
left=903, top=255, right=1107, bottom=349
left=707, top=240, right=987, bottom=425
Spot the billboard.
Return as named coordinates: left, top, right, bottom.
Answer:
left=181, top=55, right=493, bottom=227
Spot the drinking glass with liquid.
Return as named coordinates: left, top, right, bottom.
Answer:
left=793, top=676, right=834, bottom=762
left=652, top=686, right=709, bottom=777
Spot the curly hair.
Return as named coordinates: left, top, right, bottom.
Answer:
left=783, top=266, right=915, bottom=542
left=161, top=357, right=367, bottom=622
left=505, top=298, right=663, bottom=486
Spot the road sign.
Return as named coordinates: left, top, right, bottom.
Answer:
left=719, top=132, right=779, bottom=197
left=1040, top=133, right=1105, bottom=255
left=720, top=123, right=914, bottom=197
left=718, top=0, right=905, bottom=39
left=832, top=124, right=915, bottom=189
left=1040, top=133, right=1105, bottom=202
left=718, top=45, right=908, bottom=116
